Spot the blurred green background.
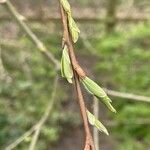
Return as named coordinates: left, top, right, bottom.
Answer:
left=0, top=0, right=150, bottom=150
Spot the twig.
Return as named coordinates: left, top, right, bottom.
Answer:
left=6, top=114, right=148, bottom=150
left=59, top=3, right=95, bottom=150
left=75, top=74, right=95, bottom=150
left=1, top=1, right=60, bottom=149
left=1, top=1, right=149, bottom=150
left=104, top=88, right=150, bottom=103
left=80, top=36, right=150, bottom=104
left=0, top=0, right=60, bottom=70
left=29, top=75, right=59, bottom=150
left=5, top=75, right=59, bottom=150
left=93, top=97, right=99, bottom=150
left=5, top=125, right=37, bottom=150
left=81, top=36, right=98, bottom=150
left=1, top=41, right=149, bottom=104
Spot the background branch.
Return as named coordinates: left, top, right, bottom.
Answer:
left=80, top=34, right=150, bottom=104
left=1, top=40, right=150, bottom=104
left=5, top=75, right=59, bottom=150
left=1, top=0, right=60, bottom=70
left=29, top=75, right=59, bottom=150
left=104, top=88, right=150, bottom=103
left=1, top=0, right=149, bottom=103
left=5, top=125, right=37, bottom=150
left=1, top=1, right=149, bottom=150
left=93, top=97, right=99, bottom=150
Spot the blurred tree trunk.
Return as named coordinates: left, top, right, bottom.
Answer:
left=105, top=0, right=118, bottom=33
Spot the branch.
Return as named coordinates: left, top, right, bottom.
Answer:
left=5, top=75, right=59, bottom=150
left=59, top=3, right=95, bottom=150
left=29, top=75, right=59, bottom=150
left=93, top=97, right=99, bottom=150
left=0, top=0, right=60, bottom=71
left=104, top=88, right=150, bottom=103
left=1, top=39, right=149, bottom=103
left=80, top=35, right=150, bottom=104
left=5, top=125, right=37, bottom=150
left=1, top=1, right=60, bottom=149
left=74, top=75, right=95, bottom=150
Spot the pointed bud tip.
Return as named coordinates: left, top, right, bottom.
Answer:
left=108, top=102, right=117, bottom=113
left=112, top=108, right=117, bottom=113
left=105, top=130, right=109, bottom=136
left=103, top=128, right=109, bottom=136
left=67, top=78, right=73, bottom=84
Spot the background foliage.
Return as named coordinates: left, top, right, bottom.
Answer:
left=0, top=0, right=150, bottom=150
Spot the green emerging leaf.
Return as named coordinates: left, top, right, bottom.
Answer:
left=61, top=45, right=73, bottom=83
left=68, top=14, right=80, bottom=43
left=61, top=0, right=80, bottom=43
left=82, top=77, right=116, bottom=113
left=86, top=110, right=109, bottom=135
left=60, top=0, right=71, bottom=14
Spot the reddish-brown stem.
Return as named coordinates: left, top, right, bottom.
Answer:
left=74, top=74, right=95, bottom=150
left=74, top=74, right=91, bottom=135
left=59, top=2, right=95, bottom=150
left=60, top=4, right=86, bottom=78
